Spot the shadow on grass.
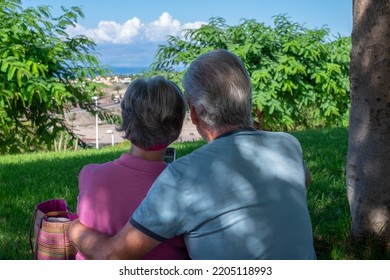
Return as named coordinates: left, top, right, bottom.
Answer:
left=315, top=235, right=390, bottom=260
left=293, top=128, right=348, bottom=259
left=294, top=127, right=390, bottom=260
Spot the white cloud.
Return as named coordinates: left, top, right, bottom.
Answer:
left=145, top=12, right=181, bottom=42
left=67, top=12, right=206, bottom=45
left=181, top=21, right=207, bottom=37
left=66, top=12, right=207, bottom=67
left=68, top=18, right=142, bottom=44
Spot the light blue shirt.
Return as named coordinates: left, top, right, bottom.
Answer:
left=131, top=128, right=316, bottom=259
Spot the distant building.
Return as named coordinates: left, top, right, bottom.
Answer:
left=120, top=77, right=132, bottom=84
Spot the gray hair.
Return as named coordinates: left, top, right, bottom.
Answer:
left=117, top=76, right=186, bottom=150
left=182, top=49, right=253, bottom=130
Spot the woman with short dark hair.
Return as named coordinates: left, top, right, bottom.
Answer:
left=75, top=76, right=188, bottom=260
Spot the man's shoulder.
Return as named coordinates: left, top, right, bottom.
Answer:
left=260, top=130, right=300, bottom=144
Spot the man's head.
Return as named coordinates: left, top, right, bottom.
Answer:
left=117, top=76, right=186, bottom=150
left=182, top=49, right=253, bottom=133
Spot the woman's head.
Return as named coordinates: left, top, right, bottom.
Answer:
left=182, top=49, right=253, bottom=130
left=117, top=76, right=186, bottom=150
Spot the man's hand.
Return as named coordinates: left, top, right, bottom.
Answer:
left=68, top=219, right=83, bottom=247
left=68, top=219, right=109, bottom=259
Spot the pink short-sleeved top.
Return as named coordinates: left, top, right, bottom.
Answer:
left=76, top=153, right=188, bottom=260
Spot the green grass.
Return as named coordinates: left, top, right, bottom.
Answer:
left=292, top=128, right=351, bottom=259
left=0, top=140, right=205, bottom=260
left=1, top=127, right=389, bottom=259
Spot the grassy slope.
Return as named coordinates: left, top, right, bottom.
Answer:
left=1, top=127, right=389, bottom=259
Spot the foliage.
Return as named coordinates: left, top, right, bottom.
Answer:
left=0, top=0, right=108, bottom=153
left=151, top=15, right=351, bottom=130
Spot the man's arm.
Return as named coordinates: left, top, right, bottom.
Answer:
left=68, top=219, right=161, bottom=260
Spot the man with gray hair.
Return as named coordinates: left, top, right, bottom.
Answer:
left=69, top=49, right=316, bottom=260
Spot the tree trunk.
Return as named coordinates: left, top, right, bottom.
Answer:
left=347, top=0, right=390, bottom=244
left=254, top=108, right=264, bottom=130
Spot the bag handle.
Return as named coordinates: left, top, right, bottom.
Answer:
left=43, top=211, right=73, bottom=219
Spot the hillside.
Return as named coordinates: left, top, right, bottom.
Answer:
left=64, top=79, right=201, bottom=147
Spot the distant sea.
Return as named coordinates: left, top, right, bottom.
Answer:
left=107, top=66, right=148, bottom=76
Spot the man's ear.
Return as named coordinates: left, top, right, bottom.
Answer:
left=189, top=104, right=199, bottom=125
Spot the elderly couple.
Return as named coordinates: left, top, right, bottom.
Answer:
left=69, top=49, right=316, bottom=260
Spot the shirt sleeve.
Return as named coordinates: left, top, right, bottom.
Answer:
left=130, top=218, right=167, bottom=241
left=130, top=165, right=186, bottom=240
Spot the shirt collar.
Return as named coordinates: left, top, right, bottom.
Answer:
left=214, top=127, right=256, bottom=140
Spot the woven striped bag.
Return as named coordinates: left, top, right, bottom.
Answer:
left=29, top=199, right=78, bottom=260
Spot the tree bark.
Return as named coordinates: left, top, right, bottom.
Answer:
left=347, top=0, right=390, bottom=244
left=254, top=108, right=264, bottom=130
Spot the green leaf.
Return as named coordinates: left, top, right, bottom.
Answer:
left=1, top=61, right=9, bottom=73
left=7, top=66, right=16, bottom=81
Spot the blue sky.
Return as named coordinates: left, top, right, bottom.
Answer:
left=21, top=0, right=352, bottom=68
